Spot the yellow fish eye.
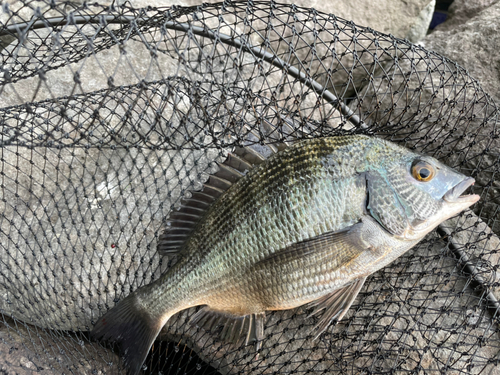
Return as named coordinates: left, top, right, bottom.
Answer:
left=412, top=161, right=435, bottom=182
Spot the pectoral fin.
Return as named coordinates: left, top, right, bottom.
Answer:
left=250, top=222, right=374, bottom=339
left=307, top=276, right=367, bottom=338
left=253, top=222, right=371, bottom=272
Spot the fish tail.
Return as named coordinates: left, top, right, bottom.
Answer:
left=91, top=293, right=169, bottom=375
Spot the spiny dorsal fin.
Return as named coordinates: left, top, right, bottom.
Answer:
left=157, top=150, right=264, bottom=256
left=157, top=114, right=322, bottom=256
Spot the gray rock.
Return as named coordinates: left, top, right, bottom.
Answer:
left=434, top=0, right=499, bottom=31
left=406, top=0, right=436, bottom=42
left=119, top=0, right=436, bottom=42
left=1, top=2, right=334, bottom=119
left=3, top=0, right=437, bottom=41
left=123, top=0, right=436, bottom=100
left=423, top=1, right=500, bottom=104
left=1, top=0, right=435, bottom=108
left=43, top=0, right=436, bottom=42
left=0, top=317, right=121, bottom=374
left=0, top=37, right=181, bottom=106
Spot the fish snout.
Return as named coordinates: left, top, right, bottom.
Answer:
left=443, top=177, right=480, bottom=204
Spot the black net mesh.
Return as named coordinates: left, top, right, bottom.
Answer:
left=1, top=1, right=499, bottom=374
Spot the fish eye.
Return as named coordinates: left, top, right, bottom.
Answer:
left=411, top=160, right=436, bottom=182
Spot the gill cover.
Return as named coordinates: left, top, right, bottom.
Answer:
left=366, top=155, right=472, bottom=237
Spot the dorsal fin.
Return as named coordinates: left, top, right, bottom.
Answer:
left=157, top=149, right=265, bottom=256
left=157, top=114, right=321, bottom=256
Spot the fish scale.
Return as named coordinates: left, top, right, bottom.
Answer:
left=91, top=135, right=480, bottom=375
left=146, top=139, right=372, bottom=308
left=148, top=140, right=367, bottom=311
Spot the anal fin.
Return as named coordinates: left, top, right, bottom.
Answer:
left=308, top=276, right=367, bottom=338
left=190, top=307, right=266, bottom=350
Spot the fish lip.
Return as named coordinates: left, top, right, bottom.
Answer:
left=443, top=177, right=480, bottom=204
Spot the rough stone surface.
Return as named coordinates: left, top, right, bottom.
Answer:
left=423, top=1, right=500, bottom=104
left=118, top=0, right=436, bottom=42
left=0, top=318, right=121, bottom=374
left=1, top=0, right=435, bottom=105
left=434, top=0, right=499, bottom=31
left=0, top=144, right=220, bottom=331
left=0, top=37, right=181, bottom=105
left=7, top=0, right=435, bottom=42
left=405, top=0, right=436, bottom=42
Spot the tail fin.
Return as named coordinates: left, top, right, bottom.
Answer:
left=91, top=295, right=166, bottom=375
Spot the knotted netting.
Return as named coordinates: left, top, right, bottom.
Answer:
left=1, top=0, right=499, bottom=374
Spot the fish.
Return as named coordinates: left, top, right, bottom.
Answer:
left=91, top=134, right=480, bottom=375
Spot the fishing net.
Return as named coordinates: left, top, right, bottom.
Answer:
left=1, top=0, right=499, bottom=374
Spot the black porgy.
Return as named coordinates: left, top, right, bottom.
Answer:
left=92, top=135, right=480, bottom=374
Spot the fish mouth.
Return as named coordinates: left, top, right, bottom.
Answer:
left=443, top=177, right=480, bottom=204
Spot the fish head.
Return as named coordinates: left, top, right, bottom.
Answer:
left=368, top=150, right=480, bottom=241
